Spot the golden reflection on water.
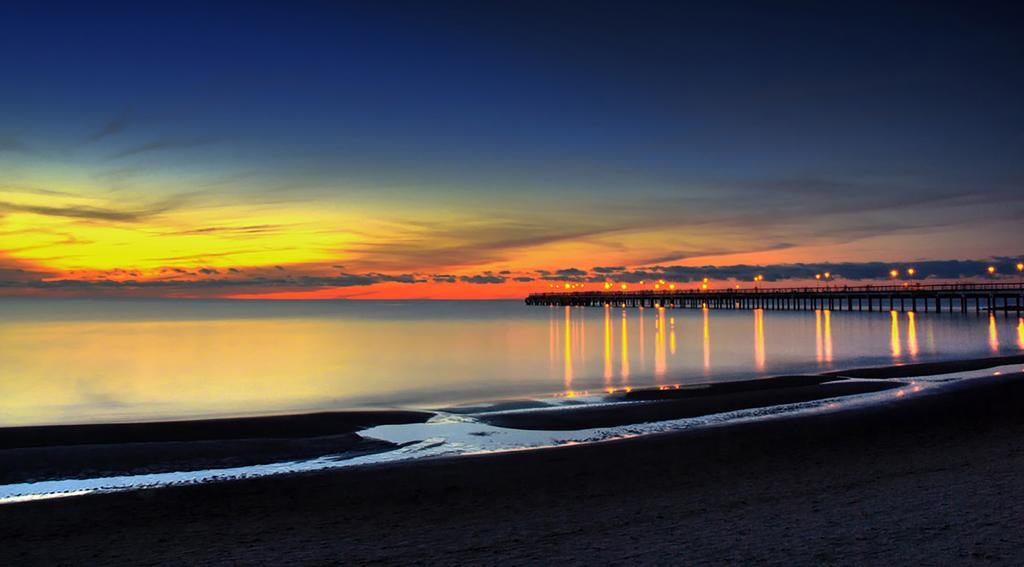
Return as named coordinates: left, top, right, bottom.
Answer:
left=621, top=309, right=631, bottom=383
left=702, top=307, right=711, bottom=372
left=655, top=307, right=667, bottom=380
left=907, top=312, right=919, bottom=360
left=549, top=307, right=556, bottom=371
left=754, top=309, right=766, bottom=371
left=8, top=303, right=1023, bottom=428
left=669, top=317, right=677, bottom=356
left=603, top=304, right=613, bottom=387
left=989, top=313, right=1000, bottom=353
left=890, top=310, right=902, bottom=359
left=639, top=307, right=646, bottom=370
left=815, top=310, right=823, bottom=363
left=823, top=310, right=833, bottom=364
left=578, top=307, right=586, bottom=359
left=564, top=306, right=573, bottom=394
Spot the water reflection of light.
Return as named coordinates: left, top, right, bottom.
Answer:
left=621, top=309, right=631, bottom=384
left=549, top=307, right=556, bottom=372
left=702, top=307, right=711, bottom=372
left=639, top=307, right=646, bottom=370
left=815, top=310, right=823, bottom=363
left=989, top=313, right=999, bottom=353
left=564, top=307, right=573, bottom=394
left=669, top=317, right=677, bottom=356
left=603, top=305, right=613, bottom=387
left=1018, top=318, right=1024, bottom=350
left=754, top=309, right=765, bottom=371
left=655, top=307, right=667, bottom=380
left=577, top=307, right=585, bottom=359
left=907, top=312, right=919, bottom=359
left=890, top=310, right=902, bottom=359
left=823, top=310, right=833, bottom=364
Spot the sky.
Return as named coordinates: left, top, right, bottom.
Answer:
left=1, top=1, right=1022, bottom=298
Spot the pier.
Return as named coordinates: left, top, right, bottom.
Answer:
left=525, top=282, right=1024, bottom=313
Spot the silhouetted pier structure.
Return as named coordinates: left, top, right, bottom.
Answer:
left=525, top=282, right=1024, bottom=313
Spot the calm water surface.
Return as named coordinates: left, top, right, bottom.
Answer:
left=2, top=298, right=1022, bottom=426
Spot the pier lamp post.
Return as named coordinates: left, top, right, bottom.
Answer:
left=988, top=266, right=996, bottom=275
left=907, top=268, right=916, bottom=277
left=1017, top=262, right=1024, bottom=272
left=890, top=269, right=899, bottom=279
left=668, top=283, right=676, bottom=290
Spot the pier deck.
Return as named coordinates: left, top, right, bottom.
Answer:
left=525, top=282, right=1024, bottom=312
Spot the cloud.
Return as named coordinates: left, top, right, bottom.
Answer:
left=0, top=135, right=26, bottom=153
left=459, top=274, right=507, bottom=284
left=342, top=218, right=632, bottom=271
left=575, top=258, right=1024, bottom=283
left=88, top=108, right=133, bottom=142
left=168, top=224, right=286, bottom=236
left=0, top=271, right=426, bottom=292
left=108, top=137, right=218, bottom=159
left=0, top=196, right=185, bottom=223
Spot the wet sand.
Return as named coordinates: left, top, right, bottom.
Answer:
left=0, top=411, right=431, bottom=484
left=2, top=356, right=1024, bottom=564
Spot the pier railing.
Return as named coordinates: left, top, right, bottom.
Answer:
left=525, top=281, right=1024, bottom=313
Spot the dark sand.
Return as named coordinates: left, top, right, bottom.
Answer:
left=0, top=411, right=431, bottom=484
left=479, top=378, right=898, bottom=430
left=2, top=357, right=1024, bottom=565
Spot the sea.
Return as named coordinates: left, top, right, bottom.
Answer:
left=2, top=298, right=1022, bottom=427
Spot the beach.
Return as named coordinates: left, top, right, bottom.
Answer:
left=3, top=356, right=1024, bottom=565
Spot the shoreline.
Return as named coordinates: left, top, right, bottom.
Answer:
left=2, top=355, right=1022, bottom=486
left=2, top=355, right=1024, bottom=563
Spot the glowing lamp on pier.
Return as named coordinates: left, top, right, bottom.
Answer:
left=907, top=268, right=916, bottom=276
left=620, top=283, right=628, bottom=290
left=1017, top=263, right=1024, bottom=272
left=815, top=274, right=821, bottom=280
left=890, top=269, right=899, bottom=278
left=668, top=283, right=676, bottom=290
left=823, top=272, right=831, bottom=279
left=988, top=266, right=996, bottom=275
left=603, top=282, right=612, bottom=290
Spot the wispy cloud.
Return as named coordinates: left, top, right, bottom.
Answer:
left=108, top=137, right=218, bottom=159
left=0, top=196, right=186, bottom=223
left=569, top=257, right=1024, bottom=283
left=0, top=135, right=26, bottom=153
left=88, top=108, right=133, bottom=142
